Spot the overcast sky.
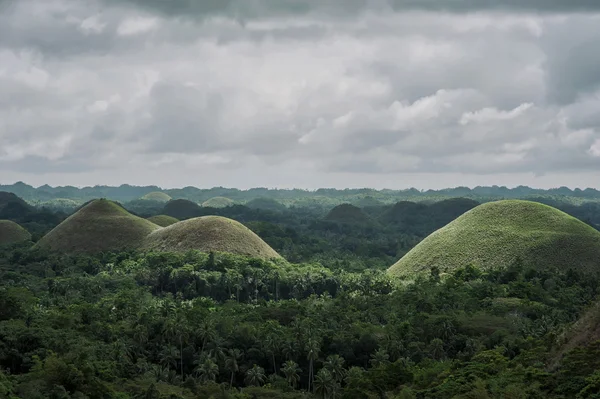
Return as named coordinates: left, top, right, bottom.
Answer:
left=2, top=0, right=600, bottom=189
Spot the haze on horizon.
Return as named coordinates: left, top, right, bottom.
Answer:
left=2, top=0, right=600, bottom=190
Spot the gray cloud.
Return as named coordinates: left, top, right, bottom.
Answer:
left=2, top=0, right=600, bottom=188
left=107, top=0, right=600, bottom=19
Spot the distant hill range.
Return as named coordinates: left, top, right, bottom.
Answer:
left=3, top=181, right=600, bottom=206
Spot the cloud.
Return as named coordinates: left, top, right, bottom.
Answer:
left=2, top=0, right=600, bottom=188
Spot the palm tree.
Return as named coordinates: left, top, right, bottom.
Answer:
left=323, top=354, right=346, bottom=383
left=314, top=368, right=336, bottom=399
left=225, top=349, right=243, bottom=388
left=369, top=349, right=390, bottom=368
left=195, top=356, right=219, bottom=384
left=198, top=319, right=217, bottom=356
left=281, top=360, right=301, bottom=389
left=306, top=338, right=320, bottom=392
left=429, top=338, right=446, bottom=360
left=264, top=333, right=281, bottom=374
left=159, top=345, right=179, bottom=370
left=245, top=364, right=266, bottom=387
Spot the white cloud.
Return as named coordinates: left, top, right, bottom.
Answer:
left=117, top=16, right=158, bottom=36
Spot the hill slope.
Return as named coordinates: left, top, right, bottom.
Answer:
left=202, top=197, right=234, bottom=208
left=388, top=200, right=600, bottom=278
left=325, top=204, right=370, bottom=224
left=142, top=216, right=282, bottom=260
left=37, top=199, right=160, bottom=253
left=0, top=220, right=31, bottom=245
left=147, top=215, right=179, bottom=227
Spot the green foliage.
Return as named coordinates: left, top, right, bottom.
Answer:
left=202, top=197, right=235, bottom=209
left=141, top=192, right=173, bottom=203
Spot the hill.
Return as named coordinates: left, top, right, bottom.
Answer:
left=142, top=216, right=282, bottom=259
left=388, top=200, right=600, bottom=278
left=0, top=191, right=34, bottom=218
left=325, top=204, right=370, bottom=224
left=37, top=199, right=160, bottom=253
left=202, top=197, right=235, bottom=208
left=147, top=215, right=179, bottom=227
left=162, top=199, right=202, bottom=220
left=0, top=220, right=31, bottom=245
left=140, top=191, right=172, bottom=202
left=245, top=198, right=287, bottom=212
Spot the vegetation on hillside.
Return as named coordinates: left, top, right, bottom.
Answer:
left=389, top=200, right=600, bottom=278
left=325, top=204, right=371, bottom=224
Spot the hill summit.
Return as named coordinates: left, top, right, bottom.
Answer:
left=142, top=216, right=282, bottom=260
left=388, top=200, right=600, bottom=278
left=202, top=197, right=234, bottom=208
left=37, top=199, right=160, bottom=253
left=141, top=192, right=172, bottom=202
left=0, top=220, right=31, bottom=245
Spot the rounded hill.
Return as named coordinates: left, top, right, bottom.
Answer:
left=141, top=191, right=172, bottom=202
left=142, top=216, right=282, bottom=260
left=162, top=199, right=201, bottom=220
left=245, top=198, right=286, bottom=212
left=325, top=204, right=370, bottom=224
left=202, top=197, right=235, bottom=208
left=147, top=215, right=179, bottom=227
left=37, top=199, right=161, bottom=253
left=0, top=220, right=31, bottom=245
left=388, top=200, right=600, bottom=278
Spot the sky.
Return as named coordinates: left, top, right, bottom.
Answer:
left=2, top=0, right=600, bottom=190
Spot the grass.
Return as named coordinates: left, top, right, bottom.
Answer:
left=37, top=199, right=161, bottom=253
left=142, top=215, right=282, bottom=260
left=147, top=215, right=179, bottom=227
left=388, top=200, right=600, bottom=278
left=0, top=220, right=31, bottom=245
left=201, top=197, right=234, bottom=208
left=141, top=192, right=172, bottom=202
left=325, top=204, right=370, bottom=224
left=244, top=198, right=287, bottom=212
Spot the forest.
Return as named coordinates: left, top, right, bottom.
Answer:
left=2, top=186, right=600, bottom=398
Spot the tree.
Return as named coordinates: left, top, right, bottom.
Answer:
left=195, top=356, right=219, bottom=384
left=429, top=338, right=446, bottom=361
left=370, top=349, right=390, bottom=368
left=306, top=338, right=321, bottom=392
left=281, top=360, right=301, bottom=389
left=225, top=349, right=243, bottom=388
left=324, top=354, right=346, bottom=383
left=245, top=364, right=266, bottom=387
left=314, top=368, right=336, bottom=399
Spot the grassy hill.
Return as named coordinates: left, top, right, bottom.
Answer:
left=142, top=216, right=282, bottom=260
left=202, top=197, right=234, bottom=208
left=147, top=215, right=179, bottom=227
left=0, top=220, right=31, bottom=245
left=140, top=191, right=172, bottom=202
left=244, top=198, right=287, bottom=212
left=37, top=199, right=160, bottom=253
left=388, top=200, right=600, bottom=278
left=325, top=204, right=370, bottom=224
left=162, top=199, right=201, bottom=220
